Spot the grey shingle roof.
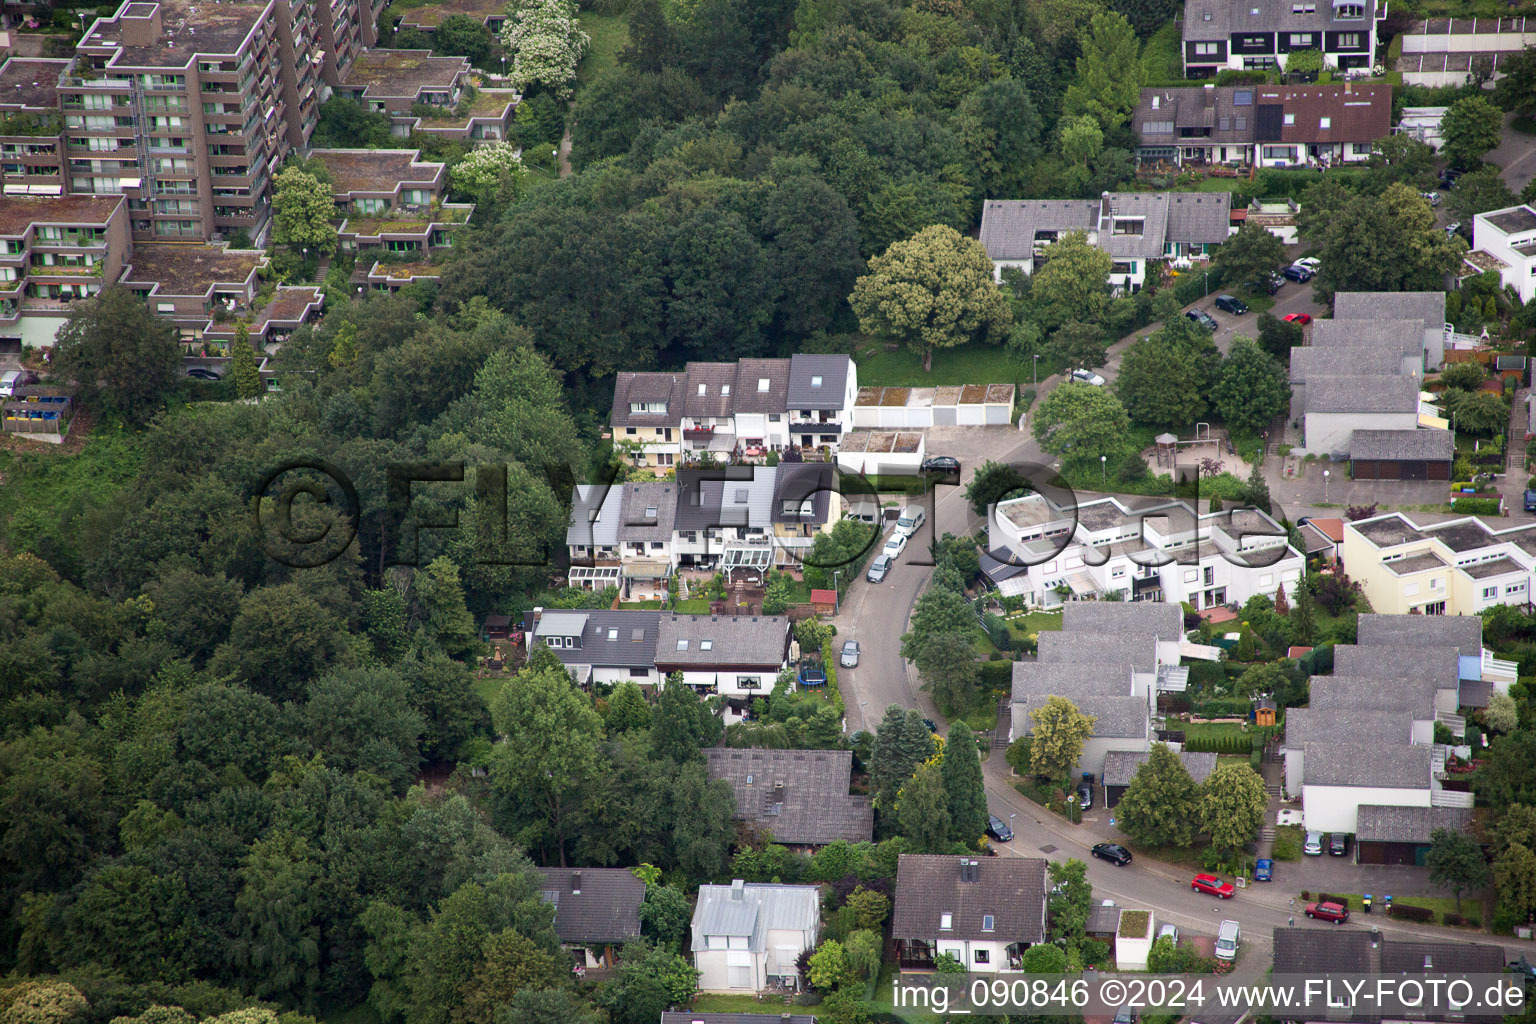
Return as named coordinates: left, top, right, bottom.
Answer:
left=1289, top=345, right=1404, bottom=384
left=771, top=463, right=834, bottom=526
left=1272, top=929, right=1375, bottom=974
left=616, top=481, right=678, bottom=543
left=1284, top=706, right=1418, bottom=748
left=1037, top=631, right=1159, bottom=672
left=890, top=855, right=1048, bottom=943
left=526, top=609, right=661, bottom=669
left=1380, top=938, right=1504, bottom=974
left=1011, top=660, right=1135, bottom=702
left=1061, top=601, right=1184, bottom=638
left=1184, top=0, right=1380, bottom=42
left=979, top=193, right=1229, bottom=264
left=1349, top=428, right=1454, bottom=462
left=1306, top=374, right=1421, bottom=414
left=682, top=361, right=740, bottom=419
left=1333, top=291, right=1446, bottom=327
left=674, top=466, right=776, bottom=531
left=1333, top=644, right=1460, bottom=692
left=979, top=199, right=1097, bottom=260
left=1305, top=674, right=1437, bottom=716
left=610, top=371, right=684, bottom=427
left=1101, top=193, right=1171, bottom=260
left=536, top=867, right=644, bottom=945
left=787, top=354, right=851, bottom=410
left=691, top=882, right=820, bottom=953
left=655, top=614, right=790, bottom=668
left=732, top=358, right=792, bottom=414
left=1301, top=742, right=1431, bottom=788
left=1102, top=749, right=1217, bottom=787
left=1355, top=804, right=1471, bottom=844
left=566, top=483, right=623, bottom=547
left=1308, top=319, right=1427, bottom=361
left=1165, top=192, right=1234, bottom=244
left=705, top=748, right=874, bottom=845
left=1016, top=694, right=1148, bottom=739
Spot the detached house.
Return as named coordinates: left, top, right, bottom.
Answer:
left=705, top=748, right=874, bottom=847
left=978, top=192, right=1233, bottom=292
left=1180, top=0, right=1381, bottom=76
left=1471, top=204, right=1536, bottom=304
left=891, top=855, right=1049, bottom=973
left=536, top=867, right=644, bottom=969
left=691, top=880, right=820, bottom=993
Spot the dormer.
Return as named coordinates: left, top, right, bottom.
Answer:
left=629, top=399, right=668, bottom=415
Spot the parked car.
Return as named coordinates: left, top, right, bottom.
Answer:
left=1215, top=920, right=1240, bottom=961
left=1445, top=221, right=1463, bottom=237
left=893, top=504, right=926, bottom=540
left=1329, top=833, right=1349, bottom=856
left=1070, top=368, right=1107, bottom=386
left=1281, top=264, right=1314, bottom=283
left=1258, top=271, right=1284, bottom=294
left=1525, top=490, right=1536, bottom=514
left=1420, top=190, right=1441, bottom=206
left=840, top=640, right=860, bottom=668
left=1214, top=294, right=1249, bottom=315
left=185, top=367, right=222, bottom=381
left=0, top=370, right=19, bottom=397
left=1092, top=842, right=1132, bottom=866
left=1305, top=901, right=1350, bottom=924
left=922, top=718, right=938, bottom=734
left=1508, top=956, right=1536, bottom=980
left=1294, top=257, right=1322, bottom=271
left=1440, top=168, right=1462, bottom=189
left=1113, top=1006, right=1137, bottom=1024
left=1157, top=923, right=1179, bottom=945
left=866, top=554, right=891, bottom=583
left=1185, top=309, right=1219, bottom=331
left=1254, top=858, right=1273, bottom=882
left=1191, top=874, right=1236, bottom=899
left=1283, top=312, right=1312, bottom=326
left=921, top=456, right=960, bottom=474
left=882, top=533, right=908, bottom=559
left=1076, top=782, right=1093, bottom=810
left=986, top=815, right=1014, bottom=842
left=1304, top=830, right=1324, bottom=855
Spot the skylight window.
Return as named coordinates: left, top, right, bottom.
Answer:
left=758, top=378, right=770, bottom=391
left=676, top=639, right=689, bottom=650
left=940, top=913, right=953, bottom=930
left=608, top=628, right=618, bottom=640
left=982, top=915, right=995, bottom=932
left=701, top=640, right=713, bottom=651
left=811, top=375, right=823, bottom=387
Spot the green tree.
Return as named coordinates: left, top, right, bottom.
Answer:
left=1253, top=311, right=1300, bottom=363
left=1115, top=319, right=1216, bottom=427
left=453, top=931, right=570, bottom=1024
left=500, top=990, right=603, bottom=1024
left=844, top=928, right=883, bottom=984
left=1213, top=221, right=1286, bottom=289
left=1486, top=691, right=1519, bottom=733
left=449, top=142, right=527, bottom=209
left=1058, top=114, right=1105, bottom=167
left=1426, top=827, right=1491, bottom=912
left=1199, top=762, right=1268, bottom=857
left=639, top=883, right=690, bottom=951
left=1440, top=359, right=1488, bottom=392
left=1495, top=842, right=1536, bottom=922
left=434, top=14, right=497, bottom=66
left=498, top=0, right=589, bottom=100
left=230, top=322, right=262, bottom=399
left=809, top=939, right=854, bottom=990
left=1441, top=95, right=1505, bottom=168
left=1291, top=584, right=1318, bottom=646
left=965, top=460, right=1031, bottom=517
left=272, top=165, right=338, bottom=256
left=1284, top=46, right=1323, bottom=75
left=597, top=940, right=699, bottom=1024
left=1031, top=382, right=1132, bottom=467
left=1029, top=696, right=1096, bottom=783
left=870, top=705, right=936, bottom=815
left=490, top=652, right=604, bottom=865
left=0, top=982, right=88, bottom=1024
left=606, top=682, right=653, bottom=733
left=412, top=556, right=479, bottom=659
left=1445, top=388, right=1507, bottom=435
left=1049, top=320, right=1110, bottom=375
left=1311, top=183, right=1464, bottom=296
left=1062, top=12, right=1145, bottom=130
left=1238, top=463, right=1274, bottom=515
left=1047, top=858, right=1092, bottom=945
left=305, top=666, right=425, bottom=790
left=1030, top=231, right=1113, bottom=330
left=1496, top=45, right=1536, bottom=116
left=313, top=96, right=392, bottom=147
left=1019, top=942, right=1068, bottom=972
left=941, top=722, right=989, bottom=843
left=209, top=584, right=349, bottom=702
left=897, top=760, right=952, bottom=853
left=1364, top=133, right=1438, bottom=194
left=400, top=648, right=490, bottom=762
left=231, top=831, right=322, bottom=1002
left=51, top=286, right=182, bottom=426
left=650, top=676, right=722, bottom=763
left=1448, top=165, right=1517, bottom=224
left=1213, top=337, right=1290, bottom=437
left=848, top=224, right=1012, bottom=371
left=1114, top=742, right=1200, bottom=848
left=916, top=633, right=980, bottom=714
left=846, top=887, right=891, bottom=930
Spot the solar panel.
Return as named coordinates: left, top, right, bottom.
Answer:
left=1234, top=89, right=1253, bottom=105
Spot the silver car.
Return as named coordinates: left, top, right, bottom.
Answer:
left=840, top=640, right=860, bottom=668
left=1303, top=830, right=1323, bottom=856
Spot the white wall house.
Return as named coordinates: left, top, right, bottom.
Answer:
left=653, top=613, right=792, bottom=698
left=691, top=881, right=820, bottom=993
left=1472, top=204, right=1536, bottom=304
left=891, top=856, right=1049, bottom=974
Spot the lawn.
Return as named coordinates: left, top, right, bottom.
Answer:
left=473, top=676, right=501, bottom=709
left=1302, top=892, right=1481, bottom=928
left=576, top=11, right=628, bottom=84
left=1141, top=21, right=1183, bottom=86
left=853, top=337, right=1039, bottom=388
left=670, top=597, right=713, bottom=614
left=618, top=599, right=663, bottom=609
left=1272, top=824, right=1303, bottom=861
left=688, top=995, right=793, bottom=1015
left=1005, top=609, right=1064, bottom=645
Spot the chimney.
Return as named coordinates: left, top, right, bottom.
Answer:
left=772, top=781, right=786, bottom=803
left=119, top=2, right=163, bottom=46
left=1371, top=925, right=1379, bottom=947
left=571, top=870, right=581, bottom=895
left=731, top=878, right=745, bottom=901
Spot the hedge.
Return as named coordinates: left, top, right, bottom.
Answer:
left=1449, top=496, right=1502, bottom=515
left=1191, top=697, right=1252, bottom=718
left=982, top=612, right=1011, bottom=651
left=1184, top=732, right=1252, bottom=754
left=1297, top=644, right=1333, bottom=675
left=978, top=660, right=1013, bottom=691
left=1390, top=904, right=1434, bottom=923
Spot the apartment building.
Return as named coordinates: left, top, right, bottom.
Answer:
left=312, top=148, right=471, bottom=256
left=987, top=491, right=1303, bottom=611
left=1180, top=0, right=1381, bottom=76
left=979, top=192, right=1233, bottom=292
left=1341, top=510, right=1536, bottom=616
left=1132, top=83, right=1390, bottom=168
left=120, top=241, right=265, bottom=341
left=335, top=49, right=470, bottom=135
left=0, top=58, right=69, bottom=198
left=0, top=192, right=128, bottom=346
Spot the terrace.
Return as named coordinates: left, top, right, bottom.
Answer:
left=410, top=88, right=518, bottom=131
left=80, top=0, right=270, bottom=68
left=120, top=242, right=263, bottom=298
left=341, top=49, right=468, bottom=101
left=312, top=148, right=444, bottom=196
left=0, top=194, right=121, bottom=237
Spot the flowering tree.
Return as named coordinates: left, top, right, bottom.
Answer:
left=449, top=141, right=527, bottom=207
left=498, top=0, right=588, bottom=100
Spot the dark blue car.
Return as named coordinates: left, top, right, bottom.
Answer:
left=1254, top=858, right=1273, bottom=882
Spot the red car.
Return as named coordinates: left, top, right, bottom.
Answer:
left=1283, top=313, right=1312, bottom=326
left=1191, top=874, right=1236, bottom=899
left=1305, top=901, right=1350, bottom=924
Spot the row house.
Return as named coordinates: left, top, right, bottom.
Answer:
left=1181, top=0, right=1381, bottom=76
left=1132, top=83, right=1390, bottom=169
left=334, top=49, right=470, bottom=136
left=987, top=491, right=1303, bottom=611
left=979, top=191, right=1233, bottom=293
left=1343, top=510, right=1536, bottom=618
left=608, top=354, right=858, bottom=469
left=312, top=148, right=471, bottom=257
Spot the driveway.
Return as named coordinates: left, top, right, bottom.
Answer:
left=1489, top=111, right=1536, bottom=195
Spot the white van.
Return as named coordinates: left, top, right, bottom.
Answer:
left=0, top=370, right=19, bottom=398
left=1215, top=920, right=1240, bottom=961
left=893, top=504, right=926, bottom=540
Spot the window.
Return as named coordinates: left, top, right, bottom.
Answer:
left=1203, top=566, right=1215, bottom=586
left=982, top=914, right=995, bottom=932
left=1509, top=582, right=1529, bottom=595
left=1233, top=89, right=1253, bottom=105
left=940, top=913, right=953, bottom=930
left=697, top=383, right=706, bottom=395
left=1431, top=577, right=1444, bottom=590
left=607, top=628, right=619, bottom=640
left=1283, top=113, right=1296, bottom=125
left=644, top=505, right=658, bottom=518
left=739, top=676, right=762, bottom=689
left=758, top=377, right=770, bottom=391
left=1195, top=42, right=1218, bottom=56
left=1337, top=31, right=1362, bottom=45
left=769, top=413, right=781, bottom=422
left=1484, top=586, right=1499, bottom=599
left=676, top=639, right=689, bottom=650
left=975, top=949, right=990, bottom=964
left=1111, top=566, right=1126, bottom=578
left=1335, top=2, right=1363, bottom=16
left=1113, top=218, right=1145, bottom=235
left=722, top=385, right=730, bottom=395
left=1291, top=32, right=1313, bottom=45
left=157, top=302, right=175, bottom=313
left=1184, top=568, right=1198, bottom=583
left=707, top=935, right=726, bottom=950
left=1319, top=116, right=1331, bottom=129
left=625, top=427, right=637, bottom=435
left=701, top=639, right=713, bottom=651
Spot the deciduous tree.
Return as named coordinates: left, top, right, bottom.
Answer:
left=1426, top=827, right=1490, bottom=911
left=1029, top=696, right=1095, bottom=783
left=272, top=165, right=338, bottom=256
left=1115, top=742, right=1200, bottom=847
left=1214, top=221, right=1286, bottom=289
left=1213, top=337, right=1290, bottom=437
left=52, top=286, right=181, bottom=426
left=1198, top=763, right=1267, bottom=857
left=1031, top=382, right=1131, bottom=467
left=499, top=0, right=589, bottom=99
left=1115, top=318, right=1217, bottom=427
left=1441, top=95, right=1504, bottom=169
left=1029, top=231, right=1112, bottom=330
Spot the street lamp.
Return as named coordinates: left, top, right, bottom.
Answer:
left=1323, top=468, right=1330, bottom=502
left=1100, top=454, right=1107, bottom=483
left=832, top=570, right=842, bottom=614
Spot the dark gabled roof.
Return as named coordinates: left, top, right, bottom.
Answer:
left=705, top=748, right=874, bottom=845
left=1379, top=937, right=1504, bottom=974
left=1183, top=0, right=1379, bottom=41
left=1302, top=742, right=1431, bottom=789
left=1015, top=694, right=1149, bottom=739
left=1272, top=928, right=1374, bottom=974
left=536, top=867, right=644, bottom=945
left=890, top=855, right=1048, bottom=943
left=732, top=358, right=792, bottom=414
left=771, top=462, right=834, bottom=525
left=787, top=354, right=852, bottom=410
left=616, top=481, right=678, bottom=542
left=1355, top=804, right=1471, bottom=844
left=610, top=371, right=684, bottom=427
left=682, top=362, right=739, bottom=419
left=1102, top=749, right=1217, bottom=787
left=655, top=614, right=790, bottom=667
left=1349, top=428, right=1454, bottom=462
left=524, top=609, right=661, bottom=669
left=673, top=465, right=760, bottom=531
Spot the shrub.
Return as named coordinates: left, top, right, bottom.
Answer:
left=1316, top=892, right=1351, bottom=906
left=1450, top=496, right=1502, bottom=515
left=1443, top=913, right=1467, bottom=927
left=1390, top=904, right=1434, bottom=922
left=978, top=660, right=1013, bottom=691
left=982, top=612, right=1011, bottom=651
